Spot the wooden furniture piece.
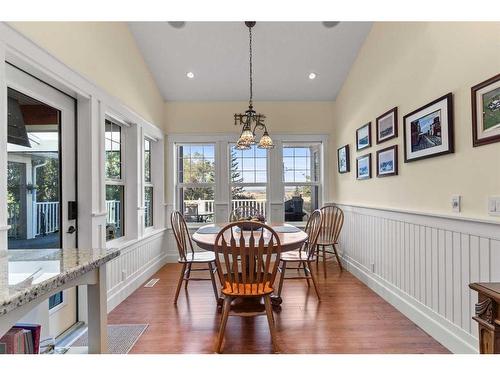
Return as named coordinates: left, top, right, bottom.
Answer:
left=213, top=222, right=281, bottom=353
left=277, top=209, right=322, bottom=300
left=316, top=205, right=344, bottom=277
left=469, top=282, right=500, bottom=353
left=229, top=206, right=263, bottom=221
left=170, top=211, right=219, bottom=304
left=0, top=248, right=119, bottom=354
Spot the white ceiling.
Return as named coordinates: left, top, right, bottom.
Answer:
left=128, top=22, right=372, bottom=101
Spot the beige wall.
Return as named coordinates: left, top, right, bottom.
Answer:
left=9, top=22, right=164, bottom=127
left=164, top=101, right=334, bottom=134
left=331, top=22, right=500, bottom=221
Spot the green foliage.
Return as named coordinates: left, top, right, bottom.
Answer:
left=34, top=156, right=59, bottom=202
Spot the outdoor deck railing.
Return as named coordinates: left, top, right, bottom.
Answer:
left=183, top=199, right=267, bottom=217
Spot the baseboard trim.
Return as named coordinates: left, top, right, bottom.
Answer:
left=342, top=255, right=478, bottom=354
left=107, top=253, right=168, bottom=312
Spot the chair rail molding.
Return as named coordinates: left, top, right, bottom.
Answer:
left=329, top=202, right=500, bottom=354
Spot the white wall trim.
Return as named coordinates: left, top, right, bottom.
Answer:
left=343, top=255, right=478, bottom=353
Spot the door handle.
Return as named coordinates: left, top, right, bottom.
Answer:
left=67, top=226, right=77, bottom=234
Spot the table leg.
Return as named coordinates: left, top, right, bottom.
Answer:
left=87, top=264, right=108, bottom=354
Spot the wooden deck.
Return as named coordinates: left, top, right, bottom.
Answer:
left=108, top=261, right=450, bottom=354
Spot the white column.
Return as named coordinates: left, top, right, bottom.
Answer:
left=268, top=139, right=284, bottom=224
left=215, top=140, right=230, bottom=223
left=0, top=44, right=8, bottom=250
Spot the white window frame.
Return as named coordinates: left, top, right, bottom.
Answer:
left=174, top=142, right=217, bottom=225
left=144, top=136, right=154, bottom=230
left=105, top=117, right=126, bottom=242
left=167, top=133, right=328, bottom=228
left=282, top=141, right=322, bottom=224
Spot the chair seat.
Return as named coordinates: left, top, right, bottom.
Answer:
left=222, top=281, right=274, bottom=296
left=179, top=251, right=216, bottom=263
left=316, top=236, right=337, bottom=246
left=281, top=250, right=313, bottom=262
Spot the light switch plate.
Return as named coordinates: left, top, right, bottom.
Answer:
left=451, top=195, right=461, bottom=213
left=489, top=196, right=500, bottom=216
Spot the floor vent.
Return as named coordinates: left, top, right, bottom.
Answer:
left=144, top=278, right=159, bottom=288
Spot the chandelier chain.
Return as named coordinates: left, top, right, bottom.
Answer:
left=249, top=25, right=253, bottom=107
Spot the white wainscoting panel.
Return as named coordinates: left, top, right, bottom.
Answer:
left=106, top=230, right=168, bottom=311
left=335, top=203, right=500, bottom=354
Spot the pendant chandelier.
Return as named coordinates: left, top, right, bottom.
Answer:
left=234, top=21, right=274, bottom=150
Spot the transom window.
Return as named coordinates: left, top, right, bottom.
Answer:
left=105, top=119, right=125, bottom=240
left=176, top=144, right=215, bottom=223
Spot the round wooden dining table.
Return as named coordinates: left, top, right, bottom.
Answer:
left=192, top=222, right=308, bottom=310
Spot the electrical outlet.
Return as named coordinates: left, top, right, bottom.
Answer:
left=489, top=196, right=500, bottom=216
left=451, top=195, right=461, bottom=213
left=121, top=270, right=127, bottom=281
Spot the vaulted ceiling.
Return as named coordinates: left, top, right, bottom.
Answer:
left=128, top=22, right=372, bottom=101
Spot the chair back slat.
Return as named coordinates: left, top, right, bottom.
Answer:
left=319, top=205, right=344, bottom=244
left=170, top=211, right=194, bottom=261
left=301, top=209, right=323, bottom=259
left=214, top=222, right=281, bottom=296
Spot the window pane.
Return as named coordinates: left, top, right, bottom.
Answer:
left=177, top=144, right=215, bottom=183
left=105, top=120, right=122, bottom=180
left=230, top=144, right=267, bottom=183
left=284, top=185, right=319, bottom=222
left=283, top=143, right=320, bottom=183
left=144, top=139, right=151, bottom=183
left=144, top=186, right=153, bottom=227
left=231, top=186, right=267, bottom=219
left=106, top=185, right=124, bottom=240
left=179, top=187, right=215, bottom=223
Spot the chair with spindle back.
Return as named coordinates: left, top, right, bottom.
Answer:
left=277, top=209, right=322, bottom=300
left=316, top=205, right=344, bottom=277
left=213, top=221, right=281, bottom=353
left=229, top=206, right=263, bottom=222
left=170, top=211, right=219, bottom=304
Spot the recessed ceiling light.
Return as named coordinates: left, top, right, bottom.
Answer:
left=186, top=72, right=194, bottom=79
left=308, top=72, right=317, bottom=80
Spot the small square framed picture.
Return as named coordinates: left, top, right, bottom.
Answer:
left=376, top=107, right=398, bottom=144
left=337, top=144, right=350, bottom=173
left=472, top=73, right=500, bottom=147
left=356, top=122, right=371, bottom=151
left=356, top=153, right=371, bottom=180
left=403, top=93, right=454, bottom=163
left=376, top=145, right=398, bottom=177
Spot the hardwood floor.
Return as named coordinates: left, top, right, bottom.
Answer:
left=108, top=261, right=450, bottom=354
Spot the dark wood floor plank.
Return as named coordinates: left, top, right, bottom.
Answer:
left=108, top=262, right=450, bottom=354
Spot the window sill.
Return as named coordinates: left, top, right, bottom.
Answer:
left=106, top=227, right=167, bottom=250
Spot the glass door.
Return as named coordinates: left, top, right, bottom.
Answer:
left=6, top=64, right=77, bottom=338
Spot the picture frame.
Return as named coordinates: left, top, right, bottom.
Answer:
left=403, top=93, right=454, bottom=163
left=376, top=107, right=398, bottom=144
left=356, top=122, right=371, bottom=151
left=337, top=144, right=350, bottom=173
left=472, top=73, right=500, bottom=147
left=376, top=145, right=398, bottom=177
left=356, top=153, right=371, bottom=180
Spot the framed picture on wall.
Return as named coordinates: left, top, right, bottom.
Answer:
left=376, top=145, right=398, bottom=177
left=472, top=73, right=500, bottom=147
left=376, top=107, right=398, bottom=144
left=356, top=122, right=371, bottom=151
left=403, top=93, right=454, bottom=163
left=356, top=153, right=371, bottom=180
left=337, top=144, right=350, bottom=173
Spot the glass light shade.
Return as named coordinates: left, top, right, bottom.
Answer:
left=235, top=138, right=251, bottom=150
left=239, top=126, right=255, bottom=145
left=257, top=132, right=275, bottom=149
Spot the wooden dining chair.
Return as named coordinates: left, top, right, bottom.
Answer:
left=213, top=221, right=281, bottom=353
left=170, top=211, right=219, bottom=304
left=316, top=205, right=344, bottom=277
left=277, top=209, right=322, bottom=300
left=229, top=206, right=263, bottom=221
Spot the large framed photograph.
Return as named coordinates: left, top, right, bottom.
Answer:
left=376, top=107, right=398, bottom=144
left=472, top=73, right=500, bottom=147
left=356, top=153, right=371, bottom=180
left=376, top=145, right=398, bottom=177
left=403, top=93, right=454, bottom=163
left=337, top=144, right=350, bottom=173
left=356, top=122, right=371, bottom=151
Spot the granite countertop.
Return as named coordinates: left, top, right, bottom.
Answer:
left=0, top=248, right=120, bottom=316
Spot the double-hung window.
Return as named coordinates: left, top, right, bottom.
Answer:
left=105, top=119, right=125, bottom=240
left=176, top=144, right=215, bottom=223
left=283, top=143, right=321, bottom=222
left=230, top=144, right=267, bottom=217
left=144, top=138, right=153, bottom=228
